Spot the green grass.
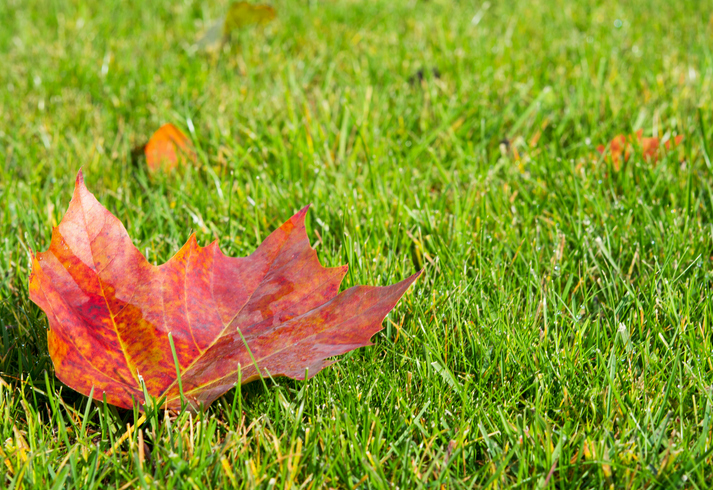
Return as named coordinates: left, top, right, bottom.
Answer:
left=2, top=0, right=713, bottom=487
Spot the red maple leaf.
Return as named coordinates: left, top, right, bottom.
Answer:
left=29, top=171, right=420, bottom=410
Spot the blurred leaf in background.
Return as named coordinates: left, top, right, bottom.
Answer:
left=196, top=1, right=276, bottom=50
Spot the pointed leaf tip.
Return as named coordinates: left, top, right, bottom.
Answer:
left=296, top=205, right=309, bottom=218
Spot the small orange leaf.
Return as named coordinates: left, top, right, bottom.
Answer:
left=144, top=123, right=197, bottom=172
left=597, top=131, right=684, bottom=170
left=596, top=134, right=629, bottom=171
left=635, top=129, right=660, bottom=161
left=665, top=134, right=684, bottom=150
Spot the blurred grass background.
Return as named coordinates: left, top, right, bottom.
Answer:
left=2, top=0, right=713, bottom=487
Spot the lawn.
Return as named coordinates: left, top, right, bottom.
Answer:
left=2, top=0, right=713, bottom=487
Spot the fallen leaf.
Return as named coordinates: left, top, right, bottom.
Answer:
left=142, top=123, right=197, bottom=173
left=196, top=2, right=276, bottom=49
left=596, top=130, right=683, bottom=170
left=29, top=171, right=419, bottom=411
left=224, top=1, right=276, bottom=36
left=596, top=134, right=629, bottom=171
left=639, top=139, right=659, bottom=160
left=664, top=134, right=685, bottom=150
